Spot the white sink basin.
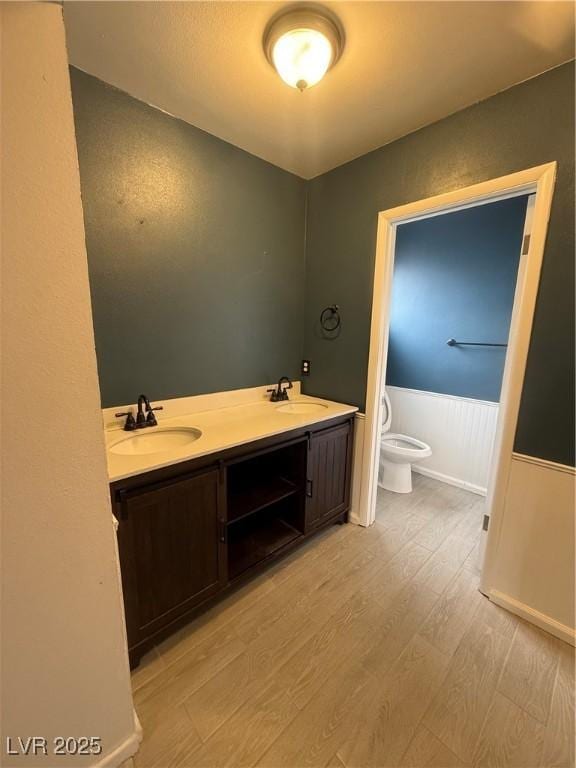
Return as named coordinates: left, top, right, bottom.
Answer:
left=275, top=401, right=329, bottom=415
left=109, top=427, right=202, bottom=456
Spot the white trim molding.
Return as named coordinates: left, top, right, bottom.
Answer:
left=349, top=412, right=366, bottom=526
left=511, top=451, right=576, bottom=475
left=358, top=164, right=557, bottom=618
left=489, top=590, right=575, bottom=647
left=92, top=712, right=142, bottom=768
left=386, top=385, right=498, bottom=407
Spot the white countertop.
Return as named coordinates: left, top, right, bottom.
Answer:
left=105, top=394, right=357, bottom=483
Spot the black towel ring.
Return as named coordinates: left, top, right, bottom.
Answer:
left=320, top=304, right=341, bottom=332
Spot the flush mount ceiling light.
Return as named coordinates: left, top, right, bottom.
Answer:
left=264, top=6, right=344, bottom=92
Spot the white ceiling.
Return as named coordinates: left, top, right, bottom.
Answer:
left=63, top=1, right=575, bottom=179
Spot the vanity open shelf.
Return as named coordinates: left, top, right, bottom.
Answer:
left=226, top=440, right=306, bottom=523
left=227, top=475, right=298, bottom=523
left=228, top=498, right=304, bottom=580
left=226, top=440, right=307, bottom=578
left=111, top=414, right=353, bottom=667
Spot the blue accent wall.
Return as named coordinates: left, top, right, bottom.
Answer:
left=386, top=196, right=529, bottom=402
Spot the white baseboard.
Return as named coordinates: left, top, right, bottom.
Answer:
left=412, top=465, right=487, bottom=496
left=348, top=508, right=362, bottom=526
left=490, top=589, right=576, bottom=646
left=93, top=712, right=142, bottom=768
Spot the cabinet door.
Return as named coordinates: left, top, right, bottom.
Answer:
left=306, top=421, right=352, bottom=530
left=116, top=468, right=224, bottom=649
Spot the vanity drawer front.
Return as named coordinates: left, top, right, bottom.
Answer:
left=116, top=467, right=224, bottom=645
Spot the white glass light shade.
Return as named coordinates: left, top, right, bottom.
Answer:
left=272, top=28, right=333, bottom=90
left=264, top=8, right=343, bottom=91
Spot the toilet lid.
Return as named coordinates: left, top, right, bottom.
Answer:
left=382, top=390, right=392, bottom=433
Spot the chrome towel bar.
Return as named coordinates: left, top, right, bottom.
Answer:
left=446, top=338, right=507, bottom=348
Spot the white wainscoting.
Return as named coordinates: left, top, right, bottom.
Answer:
left=386, top=386, right=499, bottom=495
left=489, top=453, right=575, bottom=645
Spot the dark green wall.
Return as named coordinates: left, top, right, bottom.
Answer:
left=72, top=63, right=574, bottom=465
left=303, top=62, right=575, bottom=466
left=70, top=67, right=306, bottom=408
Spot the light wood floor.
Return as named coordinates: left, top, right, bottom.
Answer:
left=131, top=475, right=575, bottom=768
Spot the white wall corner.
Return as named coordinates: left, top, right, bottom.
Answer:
left=349, top=412, right=367, bottom=526
left=1, top=5, right=136, bottom=766
left=488, top=454, right=575, bottom=643
left=489, top=590, right=576, bottom=647
left=93, top=713, right=142, bottom=768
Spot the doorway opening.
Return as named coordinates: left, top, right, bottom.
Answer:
left=357, top=163, right=556, bottom=599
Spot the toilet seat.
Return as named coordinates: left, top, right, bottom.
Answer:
left=380, top=432, right=432, bottom=459
left=379, top=389, right=432, bottom=493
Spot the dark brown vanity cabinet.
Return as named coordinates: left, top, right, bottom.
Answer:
left=112, top=415, right=353, bottom=666
left=114, top=467, right=225, bottom=652
left=306, top=422, right=352, bottom=530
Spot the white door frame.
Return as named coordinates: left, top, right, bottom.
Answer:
left=357, top=162, right=556, bottom=593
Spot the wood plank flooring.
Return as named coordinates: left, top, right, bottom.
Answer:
left=131, top=475, right=575, bottom=768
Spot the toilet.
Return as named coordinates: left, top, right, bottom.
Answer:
left=379, top=390, right=432, bottom=493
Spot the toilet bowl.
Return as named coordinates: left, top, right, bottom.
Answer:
left=379, top=390, right=432, bottom=494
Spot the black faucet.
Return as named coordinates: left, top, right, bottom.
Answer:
left=115, top=394, right=163, bottom=431
left=267, top=377, right=293, bottom=403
